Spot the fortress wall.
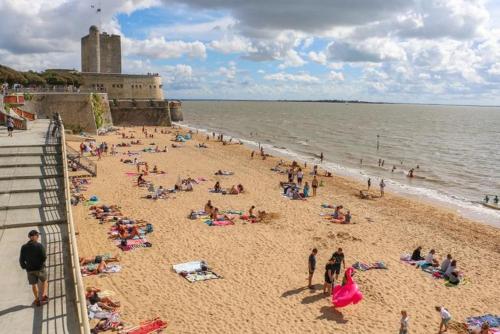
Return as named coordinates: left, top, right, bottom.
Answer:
left=81, top=73, right=163, bottom=100
left=169, top=101, right=183, bottom=122
left=22, top=93, right=112, bottom=134
left=110, top=105, right=171, bottom=127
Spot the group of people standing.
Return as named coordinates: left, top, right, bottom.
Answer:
left=307, top=247, right=346, bottom=294
left=367, top=177, right=386, bottom=197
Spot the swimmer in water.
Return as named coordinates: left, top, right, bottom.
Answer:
left=484, top=195, right=489, bottom=203
left=494, top=195, right=499, bottom=204
left=392, top=165, right=396, bottom=173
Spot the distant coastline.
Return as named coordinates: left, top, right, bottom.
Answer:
left=176, top=98, right=500, bottom=108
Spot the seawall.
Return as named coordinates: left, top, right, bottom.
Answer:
left=110, top=99, right=171, bottom=126
left=22, top=93, right=112, bottom=134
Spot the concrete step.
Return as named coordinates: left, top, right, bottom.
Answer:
left=0, top=146, right=61, bottom=157
left=0, top=190, right=64, bottom=210
left=0, top=206, right=66, bottom=229
left=0, top=178, right=64, bottom=194
left=0, top=165, right=63, bottom=180
left=0, top=155, right=62, bottom=168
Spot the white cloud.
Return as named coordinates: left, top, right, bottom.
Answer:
left=308, top=51, right=327, bottom=65
left=123, top=37, right=206, bottom=59
left=328, top=71, right=344, bottom=81
left=264, top=72, right=319, bottom=83
left=209, top=35, right=255, bottom=54
left=487, top=63, right=500, bottom=76
left=278, top=49, right=306, bottom=68
left=218, top=62, right=237, bottom=80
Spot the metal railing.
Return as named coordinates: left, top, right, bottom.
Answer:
left=58, top=116, right=91, bottom=334
left=66, top=145, right=98, bottom=177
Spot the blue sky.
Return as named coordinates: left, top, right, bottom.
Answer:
left=1, top=0, right=500, bottom=105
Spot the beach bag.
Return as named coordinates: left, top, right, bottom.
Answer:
left=120, top=239, right=127, bottom=247
left=145, top=223, right=153, bottom=233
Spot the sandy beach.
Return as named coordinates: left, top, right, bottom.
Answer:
left=70, top=127, right=500, bottom=334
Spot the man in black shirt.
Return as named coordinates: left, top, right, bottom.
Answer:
left=308, top=248, right=318, bottom=289
left=19, top=230, right=48, bottom=306
left=331, top=248, right=346, bottom=280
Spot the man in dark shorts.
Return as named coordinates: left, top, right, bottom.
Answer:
left=308, top=248, right=318, bottom=289
left=323, top=258, right=336, bottom=295
left=19, top=230, right=48, bottom=306
left=331, top=248, right=346, bottom=280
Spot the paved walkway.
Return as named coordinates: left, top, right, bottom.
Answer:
left=0, top=119, right=80, bottom=333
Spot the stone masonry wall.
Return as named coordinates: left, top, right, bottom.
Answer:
left=110, top=105, right=171, bottom=127
left=22, top=93, right=112, bottom=134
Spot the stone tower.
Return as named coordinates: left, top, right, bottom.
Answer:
left=81, top=26, right=122, bottom=74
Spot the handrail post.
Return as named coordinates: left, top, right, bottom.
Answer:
left=58, top=116, right=91, bottom=334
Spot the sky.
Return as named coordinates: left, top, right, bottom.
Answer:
left=1, top=0, right=500, bottom=105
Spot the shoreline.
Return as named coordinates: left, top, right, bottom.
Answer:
left=71, top=125, right=500, bottom=333
left=176, top=121, right=500, bottom=228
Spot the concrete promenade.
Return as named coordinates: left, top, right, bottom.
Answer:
left=0, top=119, right=80, bottom=333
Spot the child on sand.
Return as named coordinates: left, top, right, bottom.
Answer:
left=308, top=248, right=317, bottom=289
left=435, top=306, right=451, bottom=333
left=399, top=310, right=409, bottom=334
left=312, top=176, right=319, bottom=196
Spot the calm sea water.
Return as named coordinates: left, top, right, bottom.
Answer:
left=180, top=101, right=500, bottom=226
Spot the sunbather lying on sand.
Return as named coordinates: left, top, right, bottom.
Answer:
left=215, top=170, right=234, bottom=175
left=116, top=225, right=141, bottom=239
left=210, top=208, right=234, bottom=222
left=358, top=190, right=375, bottom=200
left=86, top=287, right=120, bottom=310
left=151, top=165, right=166, bottom=174
left=80, top=255, right=120, bottom=274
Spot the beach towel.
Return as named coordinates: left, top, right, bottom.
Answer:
left=353, top=261, right=388, bottom=271
left=173, top=261, right=206, bottom=273
left=81, top=264, right=121, bottom=276
left=465, top=314, right=500, bottom=333
left=222, top=210, right=243, bottom=215
left=121, top=318, right=168, bottom=334
left=204, top=219, right=234, bottom=226
left=116, top=238, right=151, bottom=251
left=172, top=261, right=221, bottom=283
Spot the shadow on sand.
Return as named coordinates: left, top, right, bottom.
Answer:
left=317, top=306, right=348, bottom=324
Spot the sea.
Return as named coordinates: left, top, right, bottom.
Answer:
left=179, top=100, right=500, bottom=227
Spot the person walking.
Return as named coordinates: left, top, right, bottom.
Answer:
left=399, top=310, right=409, bottom=334
left=435, top=306, right=451, bottom=333
left=380, top=179, right=386, bottom=197
left=367, top=178, right=371, bottom=191
left=6, top=116, right=14, bottom=137
left=308, top=248, right=318, bottom=289
left=320, top=152, right=324, bottom=163
left=19, top=230, right=48, bottom=306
